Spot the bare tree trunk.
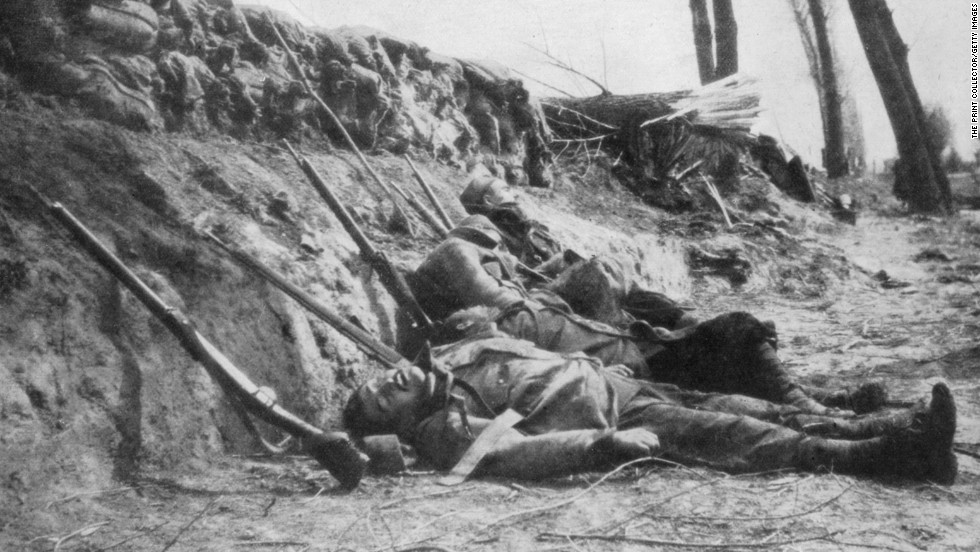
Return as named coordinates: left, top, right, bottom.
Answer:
left=789, top=0, right=828, bottom=133
left=874, top=2, right=952, bottom=207
left=847, top=0, right=951, bottom=213
left=712, top=0, right=738, bottom=79
left=689, top=0, right=715, bottom=85
left=809, top=0, right=848, bottom=177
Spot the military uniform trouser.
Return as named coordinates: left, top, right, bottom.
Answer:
left=617, top=389, right=904, bottom=476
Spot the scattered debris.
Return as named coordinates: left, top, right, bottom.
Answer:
left=914, top=247, right=953, bottom=262
left=873, top=270, right=912, bottom=289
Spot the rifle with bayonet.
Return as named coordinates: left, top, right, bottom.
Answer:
left=282, top=140, right=434, bottom=335
left=29, top=188, right=368, bottom=490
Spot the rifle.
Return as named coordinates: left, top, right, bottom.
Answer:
left=403, top=154, right=456, bottom=231
left=205, top=230, right=497, bottom=422
left=205, top=231, right=410, bottom=371
left=283, top=140, right=434, bottom=335
left=30, top=188, right=367, bottom=490
left=266, top=15, right=452, bottom=240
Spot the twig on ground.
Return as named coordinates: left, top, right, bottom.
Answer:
left=954, top=444, right=980, bottom=460
left=233, top=541, right=310, bottom=547
left=537, top=529, right=843, bottom=549
left=45, top=487, right=135, bottom=509
left=96, top=521, right=168, bottom=551
left=262, top=497, right=276, bottom=517
left=591, top=474, right=731, bottom=534
left=829, top=542, right=908, bottom=552
left=377, top=487, right=469, bottom=510
left=300, top=487, right=325, bottom=504
left=370, top=534, right=443, bottom=552
left=477, top=457, right=653, bottom=533
left=160, top=497, right=219, bottom=552
left=38, top=521, right=111, bottom=551
left=643, top=483, right=853, bottom=522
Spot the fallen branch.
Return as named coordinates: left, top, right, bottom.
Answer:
left=538, top=530, right=843, bottom=549
left=160, top=497, right=219, bottom=552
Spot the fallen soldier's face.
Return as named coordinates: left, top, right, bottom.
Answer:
left=357, top=365, right=429, bottom=430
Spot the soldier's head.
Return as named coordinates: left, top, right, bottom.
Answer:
left=460, top=175, right=517, bottom=215
left=343, top=364, right=433, bottom=438
left=546, top=256, right=631, bottom=326
left=449, top=214, right=503, bottom=249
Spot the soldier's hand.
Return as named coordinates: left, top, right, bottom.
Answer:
left=608, top=428, right=660, bottom=460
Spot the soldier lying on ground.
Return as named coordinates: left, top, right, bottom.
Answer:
left=460, top=174, right=722, bottom=331
left=343, top=331, right=957, bottom=484
left=408, top=215, right=886, bottom=415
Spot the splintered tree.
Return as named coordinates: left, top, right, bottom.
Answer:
left=688, top=0, right=739, bottom=85
left=791, top=0, right=853, bottom=178
left=847, top=0, right=952, bottom=213
left=807, top=0, right=848, bottom=177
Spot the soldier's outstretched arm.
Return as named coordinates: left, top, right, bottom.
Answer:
left=414, top=412, right=659, bottom=480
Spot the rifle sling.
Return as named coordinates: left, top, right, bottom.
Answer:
left=438, top=408, right=524, bottom=486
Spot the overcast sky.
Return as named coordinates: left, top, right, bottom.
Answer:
left=250, top=0, right=968, bottom=168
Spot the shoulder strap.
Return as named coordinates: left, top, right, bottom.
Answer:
left=438, top=408, right=525, bottom=486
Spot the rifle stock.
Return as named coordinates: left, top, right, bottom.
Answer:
left=31, top=189, right=367, bottom=489
left=283, top=141, right=434, bottom=334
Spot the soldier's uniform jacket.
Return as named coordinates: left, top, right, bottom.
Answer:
left=409, top=236, right=529, bottom=321
left=410, top=333, right=836, bottom=479
left=412, top=334, right=643, bottom=479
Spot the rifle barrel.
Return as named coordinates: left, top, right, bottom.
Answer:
left=283, top=141, right=376, bottom=256
left=284, top=142, right=434, bottom=333
left=404, top=154, right=455, bottom=231
left=207, top=232, right=408, bottom=369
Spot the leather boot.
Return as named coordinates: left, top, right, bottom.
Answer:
left=794, top=383, right=957, bottom=484
left=802, top=382, right=888, bottom=414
